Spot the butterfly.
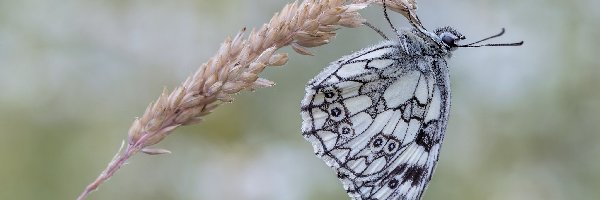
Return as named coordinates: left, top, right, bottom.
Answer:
left=300, top=3, right=522, bottom=200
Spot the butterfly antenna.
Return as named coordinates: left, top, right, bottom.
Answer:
left=383, top=0, right=402, bottom=39
left=460, top=41, right=524, bottom=47
left=463, top=28, right=505, bottom=46
left=458, top=28, right=524, bottom=47
left=363, top=21, right=389, bottom=40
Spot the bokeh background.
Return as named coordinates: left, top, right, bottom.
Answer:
left=1, top=0, right=599, bottom=199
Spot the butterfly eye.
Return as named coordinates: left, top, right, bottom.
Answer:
left=441, top=35, right=457, bottom=47
left=435, top=26, right=465, bottom=48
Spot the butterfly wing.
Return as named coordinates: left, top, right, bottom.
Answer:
left=301, top=39, right=450, bottom=200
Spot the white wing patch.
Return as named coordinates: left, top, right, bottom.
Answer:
left=301, top=40, right=450, bottom=200
left=383, top=70, right=420, bottom=108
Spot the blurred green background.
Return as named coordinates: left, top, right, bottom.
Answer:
left=1, top=0, right=599, bottom=199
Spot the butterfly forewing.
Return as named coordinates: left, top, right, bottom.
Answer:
left=301, top=34, right=451, bottom=200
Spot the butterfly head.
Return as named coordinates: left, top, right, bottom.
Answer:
left=430, top=27, right=524, bottom=50
left=434, top=26, right=466, bottom=50
left=378, top=0, right=522, bottom=53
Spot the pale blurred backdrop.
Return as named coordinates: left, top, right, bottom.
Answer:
left=1, top=0, right=599, bottom=199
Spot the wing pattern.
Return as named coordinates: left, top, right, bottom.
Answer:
left=301, top=39, right=450, bottom=200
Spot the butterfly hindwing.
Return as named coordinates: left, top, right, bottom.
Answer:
left=301, top=33, right=451, bottom=200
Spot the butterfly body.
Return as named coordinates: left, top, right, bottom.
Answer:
left=301, top=28, right=457, bottom=200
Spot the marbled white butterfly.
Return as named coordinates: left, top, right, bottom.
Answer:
left=300, top=3, right=522, bottom=200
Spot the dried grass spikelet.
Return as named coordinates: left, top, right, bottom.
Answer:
left=127, top=0, right=374, bottom=150
left=355, top=0, right=419, bottom=25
